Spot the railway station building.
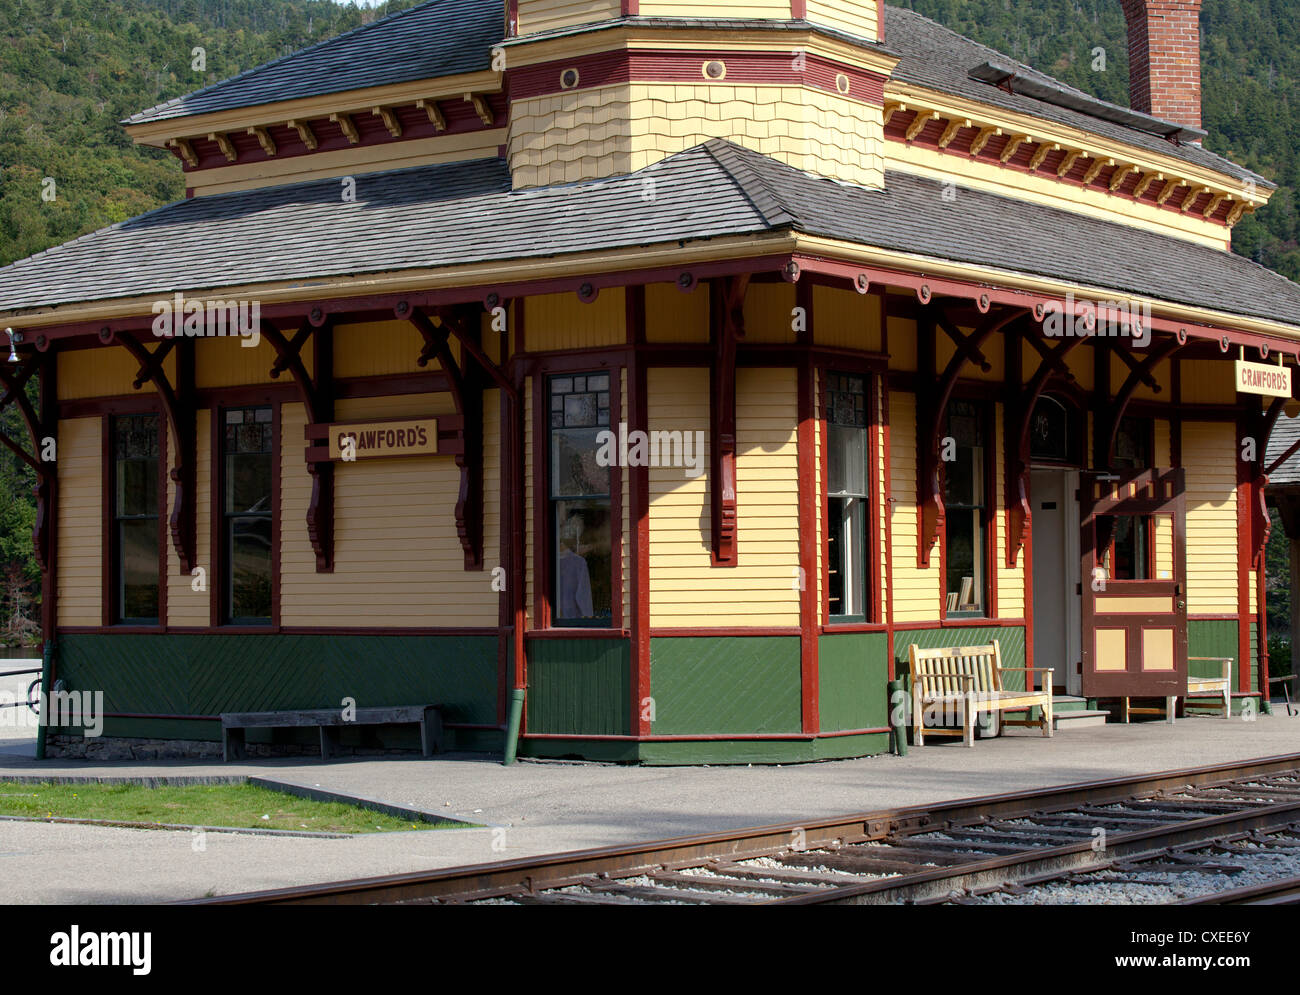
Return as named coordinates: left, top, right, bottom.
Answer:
left=1, top=0, right=1298, bottom=763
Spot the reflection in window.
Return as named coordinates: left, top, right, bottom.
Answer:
left=114, top=414, right=160, bottom=623
left=550, top=374, right=611, bottom=625
left=944, top=400, right=987, bottom=616
left=827, top=373, right=869, bottom=620
left=1109, top=417, right=1153, bottom=579
left=223, top=407, right=273, bottom=623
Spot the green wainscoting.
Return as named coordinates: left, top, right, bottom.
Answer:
left=894, top=626, right=1027, bottom=689
left=54, top=633, right=500, bottom=750
left=648, top=636, right=801, bottom=736
left=818, top=631, right=889, bottom=732
left=524, top=637, right=631, bottom=737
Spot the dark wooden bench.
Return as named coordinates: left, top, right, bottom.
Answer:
left=221, top=705, right=443, bottom=761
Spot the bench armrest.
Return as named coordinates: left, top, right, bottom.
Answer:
left=997, top=666, right=1054, bottom=691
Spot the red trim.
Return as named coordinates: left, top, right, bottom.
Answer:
left=523, top=728, right=889, bottom=742
left=175, top=96, right=507, bottom=174
left=650, top=627, right=802, bottom=637
left=525, top=628, right=630, bottom=639
left=610, top=362, right=625, bottom=631
left=791, top=0, right=807, bottom=16
left=797, top=353, right=818, bottom=733
left=820, top=622, right=888, bottom=634
left=621, top=0, right=638, bottom=13
left=881, top=365, right=895, bottom=678
left=530, top=368, right=548, bottom=629
left=631, top=355, right=651, bottom=737
left=895, top=618, right=1028, bottom=631
left=57, top=625, right=500, bottom=636
left=507, top=49, right=886, bottom=104
left=1236, top=414, right=1252, bottom=694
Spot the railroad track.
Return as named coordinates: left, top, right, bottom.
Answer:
left=185, top=752, right=1300, bottom=906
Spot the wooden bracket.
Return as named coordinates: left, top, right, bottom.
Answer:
left=406, top=304, right=486, bottom=570
left=1099, top=336, right=1185, bottom=469
left=1249, top=396, right=1287, bottom=570
left=0, top=355, right=55, bottom=570
left=710, top=275, right=748, bottom=567
left=111, top=331, right=197, bottom=574
left=261, top=320, right=335, bottom=572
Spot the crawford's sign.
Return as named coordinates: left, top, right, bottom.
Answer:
left=326, top=419, right=438, bottom=460
left=1235, top=360, right=1292, bottom=398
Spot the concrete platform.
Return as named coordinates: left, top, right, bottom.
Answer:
left=0, top=712, right=1297, bottom=903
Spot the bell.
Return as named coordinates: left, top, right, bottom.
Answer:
left=4, top=328, right=17, bottom=364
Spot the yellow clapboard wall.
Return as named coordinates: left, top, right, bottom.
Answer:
left=56, top=417, right=102, bottom=626
left=647, top=366, right=800, bottom=626
left=278, top=391, right=501, bottom=627
left=1154, top=418, right=1175, bottom=580
left=333, top=320, right=430, bottom=378
left=806, top=0, right=879, bottom=40
left=517, top=0, right=619, bottom=34
left=525, top=290, right=626, bottom=351
left=195, top=334, right=295, bottom=389
left=889, top=391, right=940, bottom=621
left=994, top=402, right=1025, bottom=616
left=58, top=347, right=164, bottom=400
left=813, top=284, right=882, bottom=351
left=645, top=282, right=709, bottom=343
left=1181, top=359, right=1236, bottom=404
left=744, top=283, right=796, bottom=344
left=1182, top=420, right=1238, bottom=614
left=166, top=410, right=212, bottom=627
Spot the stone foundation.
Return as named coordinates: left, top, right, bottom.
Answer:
left=44, top=735, right=422, bottom=761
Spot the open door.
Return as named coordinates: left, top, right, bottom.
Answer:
left=1080, top=468, right=1187, bottom=698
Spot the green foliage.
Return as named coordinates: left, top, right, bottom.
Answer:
left=895, top=0, right=1300, bottom=281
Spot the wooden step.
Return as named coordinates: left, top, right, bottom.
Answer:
left=1053, top=709, right=1109, bottom=730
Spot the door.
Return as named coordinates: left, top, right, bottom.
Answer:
left=1080, top=468, right=1187, bottom=698
left=1031, top=470, right=1082, bottom=694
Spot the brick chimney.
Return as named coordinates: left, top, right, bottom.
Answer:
left=1120, top=0, right=1203, bottom=131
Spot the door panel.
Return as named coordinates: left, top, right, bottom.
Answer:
left=1080, top=468, right=1187, bottom=697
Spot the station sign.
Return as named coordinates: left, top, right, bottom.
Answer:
left=326, top=418, right=438, bottom=460
left=1235, top=359, right=1292, bottom=398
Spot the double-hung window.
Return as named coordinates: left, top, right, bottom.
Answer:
left=223, top=406, right=274, bottom=624
left=827, top=373, right=869, bottom=621
left=113, top=414, right=161, bottom=624
left=944, top=400, right=989, bottom=617
left=548, top=373, right=612, bottom=626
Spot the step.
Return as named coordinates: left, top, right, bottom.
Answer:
left=1053, top=709, right=1110, bottom=730
left=1051, top=695, right=1094, bottom=714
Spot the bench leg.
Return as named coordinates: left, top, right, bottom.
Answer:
left=223, top=727, right=246, bottom=762
left=319, top=726, right=339, bottom=761
left=1043, top=697, right=1054, bottom=738
left=963, top=695, right=976, bottom=748
left=1121, top=697, right=1130, bottom=724
left=1224, top=688, right=1232, bottom=719
left=418, top=708, right=444, bottom=757
left=912, top=691, right=924, bottom=747
left=1166, top=696, right=1177, bottom=725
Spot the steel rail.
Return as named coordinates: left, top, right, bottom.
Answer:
left=179, top=751, right=1300, bottom=906
left=1173, top=872, right=1300, bottom=906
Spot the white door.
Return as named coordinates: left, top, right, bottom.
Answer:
left=1030, top=470, right=1081, bottom=695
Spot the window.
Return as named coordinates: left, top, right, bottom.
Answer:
left=827, top=373, right=869, bottom=620
left=944, top=400, right=988, bottom=616
left=549, top=374, right=611, bottom=625
left=1029, top=395, right=1076, bottom=464
left=1106, top=416, right=1154, bottom=580
left=223, top=406, right=274, bottom=624
left=113, top=414, right=160, bottom=624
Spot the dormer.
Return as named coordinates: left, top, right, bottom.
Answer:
left=504, top=1, right=895, bottom=188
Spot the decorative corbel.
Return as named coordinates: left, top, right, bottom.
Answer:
left=109, top=330, right=197, bottom=574
left=710, top=275, right=748, bottom=567
left=1098, top=336, right=1185, bottom=470
left=402, top=302, right=487, bottom=570
left=1248, top=395, right=1287, bottom=570
left=261, top=316, right=335, bottom=572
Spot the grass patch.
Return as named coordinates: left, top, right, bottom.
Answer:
left=0, top=781, right=460, bottom=834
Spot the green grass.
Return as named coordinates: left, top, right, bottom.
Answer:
left=0, top=781, right=461, bottom=834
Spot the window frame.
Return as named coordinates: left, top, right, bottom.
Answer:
left=942, top=397, right=995, bottom=620
left=215, top=402, right=279, bottom=628
left=106, top=411, right=166, bottom=627
left=824, top=370, right=872, bottom=625
left=544, top=370, right=616, bottom=630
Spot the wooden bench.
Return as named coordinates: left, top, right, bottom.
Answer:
left=908, top=640, right=1054, bottom=748
left=1184, top=657, right=1233, bottom=720
left=221, top=705, right=443, bottom=762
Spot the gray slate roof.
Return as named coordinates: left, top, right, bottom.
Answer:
left=1, top=140, right=1299, bottom=331
left=125, top=0, right=504, bottom=125
left=882, top=6, right=1268, bottom=188
left=1267, top=415, right=1300, bottom=486
left=123, top=0, right=1265, bottom=190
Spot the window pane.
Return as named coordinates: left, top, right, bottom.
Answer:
left=117, top=452, right=158, bottom=516
left=551, top=428, right=608, bottom=497
left=1110, top=515, right=1151, bottom=580
left=829, top=496, right=866, bottom=617
left=944, top=445, right=983, bottom=508
left=230, top=518, right=273, bottom=620
left=226, top=452, right=273, bottom=514
left=554, top=500, right=611, bottom=623
left=827, top=424, right=867, bottom=496
left=119, top=519, right=159, bottom=620
left=946, top=508, right=984, bottom=614
left=114, top=416, right=159, bottom=460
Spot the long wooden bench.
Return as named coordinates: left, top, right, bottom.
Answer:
left=908, top=640, right=1054, bottom=747
left=221, top=705, right=443, bottom=762
left=1118, top=658, right=1233, bottom=724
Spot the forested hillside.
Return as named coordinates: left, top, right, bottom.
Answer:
left=0, top=0, right=1298, bottom=642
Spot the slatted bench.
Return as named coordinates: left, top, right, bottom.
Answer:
left=908, top=640, right=1054, bottom=748
left=221, top=706, right=443, bottom=762
left=1184, top=657, right=1233, bottom=720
